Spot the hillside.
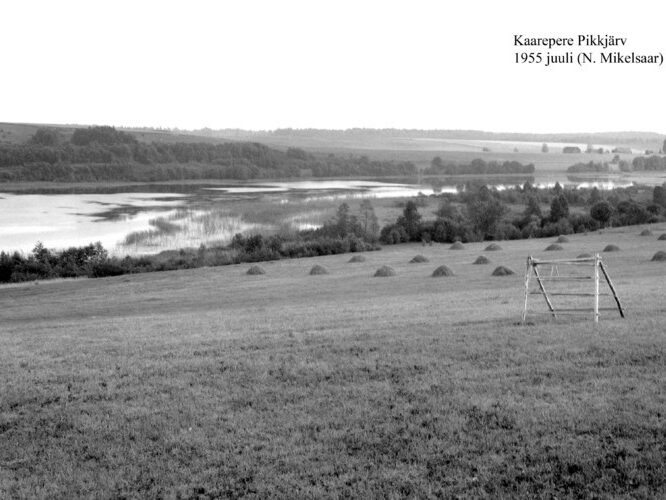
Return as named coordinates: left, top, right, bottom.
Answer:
left=2, top=226, right=666, bottom=497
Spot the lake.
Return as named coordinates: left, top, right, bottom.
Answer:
left=0, top=176, right=655, bottom=255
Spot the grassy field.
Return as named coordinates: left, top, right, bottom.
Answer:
left=2, top=225, right=666, bottom=498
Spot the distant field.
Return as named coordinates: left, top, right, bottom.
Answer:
left=309, top=147, right=628, bottom=173
left=0, top=122, right=654, bottom=178
left=2, top=225, right=666, bottom=497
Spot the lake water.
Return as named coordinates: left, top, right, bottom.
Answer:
left=0, top=176, right=654, bottom=255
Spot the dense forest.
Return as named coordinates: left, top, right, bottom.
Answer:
left=0, top=126, right=417, bottom=182
left=632, top=155, right=666, bottom=171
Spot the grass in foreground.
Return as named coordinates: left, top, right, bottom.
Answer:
left=1, top=228, right=666, bottom=498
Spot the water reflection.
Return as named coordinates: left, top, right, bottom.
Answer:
left=0, top=175, right=648, bottom=255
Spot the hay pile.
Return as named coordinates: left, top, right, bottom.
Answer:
left=484, top=243, right=502, bottom=251
left=410, top=255, right=429, bottom=263
left=545, top=244, right=563, bottom=251
left=473, top=255, right=490, bottom=265
left=640, top=229, right=653, bottom=236
left=450, top=241, right=465, bottom=250
left=309, top=265, right=328, bottom=275
left=491, top=266, right=515, bottom=276
left=246, top=265, right=266, bottom=275
left=603, top=244, right=620, bottom=252
left=348, top=255, right=366, bottom=263
left=431, top=265, right=454, bottom=277
left=374, top=265, right=396, bottom=277
left=556, top=236, right=570, bottom=243
left=659, top=234, right=666, bottom=241
left=651, top=251, right=666, bottom=261
left=577, top=253, right=593, bottom=259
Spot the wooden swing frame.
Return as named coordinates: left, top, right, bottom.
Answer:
left=522, top=254, right=625, bottom=323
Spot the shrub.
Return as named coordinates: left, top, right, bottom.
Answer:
left=88, top=260, right=126, bottom=278
left=493, top=222, right=521, bottom=241
left=379, top=224, right=409, bottom=244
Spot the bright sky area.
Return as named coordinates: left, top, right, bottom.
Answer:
left=2, top=0, right=665, bottom=133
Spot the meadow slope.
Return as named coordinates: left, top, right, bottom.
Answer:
left=1, top=226, right=666, bottom=498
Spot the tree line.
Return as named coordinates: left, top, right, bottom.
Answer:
left=425, top=157, right=535, bottom=176
left=380, top=182, right=666, bottom=245
left=3, top=182, right=665, bottom=284
left=0, top=126, right=417, bottom=181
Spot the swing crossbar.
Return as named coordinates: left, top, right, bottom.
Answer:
left=522, top=254, right=625, bottom=323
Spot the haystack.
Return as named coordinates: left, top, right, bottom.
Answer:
left=651, top=251, right=666, bottom=261
left=491, top=266, right=515, bottom=276
left=309, top=265, right=328, bottom=275
left=484, top=243, right=502, bottom=251
left=577, top=253, right=593, bottom=259
left=473, top=255, right=490, bottom=264
left=545, top=244, right=563, bottom=251
left=246, top=265, right=265, bottom=275
left=374, top=265, right=395, bottom=277
left=450, top=241, right=465, bottom=250
left=640, top=229, right=653, bottom=236
left=556, top=236, right=570, bottom=243
left=659, top=234, right=666, bottom=241
left=348, top=255, right=366, bottom=263
left=410, top=255, right=429, bottom=263
left=431, top=265, right=454, bottom=277
left=603, top=244, right=620, bottom=252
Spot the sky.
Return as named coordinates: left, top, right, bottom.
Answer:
left=2, top=0, right=665, bottom=134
